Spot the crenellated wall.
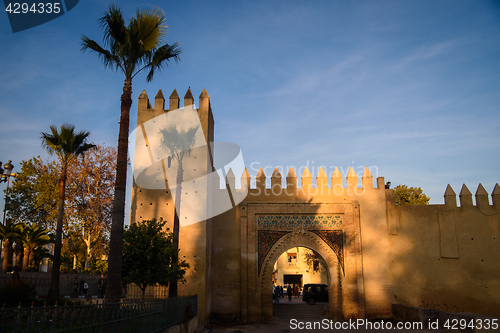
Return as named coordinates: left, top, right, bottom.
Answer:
left=131, top=88, right=214, bottom=326
left=391, top=183, right=500, bottom=317
left=211, top=166, right=395, bottom=320
left=131, top=89, right=500, bottom=324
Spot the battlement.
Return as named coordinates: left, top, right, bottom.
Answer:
left=138, top=88, right=211, bottom=112
left=443, top=183, right=500, bottom=208
left=137, top=88, right=215, bottom=146
left=215, top=166, right=386, bottom=200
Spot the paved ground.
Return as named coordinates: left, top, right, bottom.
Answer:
left=202, top=298, right=448, bottom=333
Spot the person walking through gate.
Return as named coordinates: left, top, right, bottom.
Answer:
left=287, top=285, right=292, bottom=301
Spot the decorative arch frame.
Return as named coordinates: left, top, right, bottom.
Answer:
left=239, top=202, right=365, bottom=321
left=258, top=230, right=344, bottom=319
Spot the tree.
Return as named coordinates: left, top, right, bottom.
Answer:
left=16, top=223, right=52, bottom=271
left=66, top=145, right=116, bottom=270
left=0, top=220, right=19, bottom=272
left=81, top=4, right=181, bottom=303
left=302, top=248, right=328, bottom=277
left=159, top=125, right=198, bottom=297
left=122, top=218, right=189, bottom=298
left=6, top=146, right=116, bottom=273
left=393, top=185, right=431, bottom=206
left=5, top=157, right=59, bottom=230
left=60, top=229, right=87, bottom=271
left=41, top=124, right=95, bottom=298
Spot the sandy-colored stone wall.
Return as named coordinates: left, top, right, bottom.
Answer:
left=209, top=166, right=394, bottom=320
left=131, top=89, right=214, bottom=326
left=391, top=184, right=500, bottom=317
left=132, top=89, right=500, bottom=323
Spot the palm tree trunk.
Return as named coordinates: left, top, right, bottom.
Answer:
left=2, top=240, right=12, bottom=273
left=106, top=78, right=132, bottom=303
left=169, top=157, right=184, bottom=298
left=48, top=166, right=67, bottom=298
left=22, top=247, right=30, bottom=271
left=14, top=242, right=23, bottom=269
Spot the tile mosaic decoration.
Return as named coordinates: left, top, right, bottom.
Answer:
left=257, top=215, right=343, bottom=228
left=258, top=230, right=291, bottom=275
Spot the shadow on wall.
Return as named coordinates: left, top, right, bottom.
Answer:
left=390, top=183, right=500, bottom=317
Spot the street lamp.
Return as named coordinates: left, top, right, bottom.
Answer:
left=0, top=160, right=17, bottom=269
left=0, top=160, right=16, bottom=183
left=1, top=160, right=17, bottom=225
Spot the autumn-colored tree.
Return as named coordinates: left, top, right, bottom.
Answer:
left=5, top=157, right=59, bottom=230
left=66, top=145, right=116, bottom=269
left=393, top=185, right=431, bottom=206
left=6, top=146, right=116, bottom=273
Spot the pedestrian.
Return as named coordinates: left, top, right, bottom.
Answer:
left=273, top=285, right=280, bottom=303
left=280, top=286, right=284, bottom=298
left=294, top=285, right=299, bottom=298
left=72, top=277, right=79, bottom=296
left=83, top=281, right=88, bottom=297
left=98, top=274, right=106, bottom=298
left=287, top=285, right=292, bottom=301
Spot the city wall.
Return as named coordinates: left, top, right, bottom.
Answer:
left=131, top=89, right=500, bottom=324
left=391, top=183, right=500, bottom=317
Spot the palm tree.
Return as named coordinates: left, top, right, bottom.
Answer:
left=16, top=223, right=52, bottom=271
left=0, top=219, right=19, bottom=272
left=81, top=4, right=181, bottom=303
left=41, top=124, right=95, bottom=298
left=32, top=247, right=53, bottom=269
left=160, top=125, right=198, bottom=297
left=14, top=240, right=24, bottom=270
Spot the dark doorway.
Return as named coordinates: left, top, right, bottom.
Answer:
left=283, top=274, right=302, bottom=287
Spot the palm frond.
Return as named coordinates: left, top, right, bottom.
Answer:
left=81, top=36, right=124, bottom=72
left=83, top=4, right=181, bottom=83
left=132, top=5, right=167, bottom=50
left=145, top=42, right=181, bottom=82
left=40, top=124, right=95, bottom=164
left=99, top=4, right=128, bottom=48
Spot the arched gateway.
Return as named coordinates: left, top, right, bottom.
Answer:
left=242, top=203, right=365, bottom=321
left=131, top=89, right=394, bottom=324
left=132, top=89, right=500, bottom=326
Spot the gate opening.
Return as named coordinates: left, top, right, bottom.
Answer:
left=272, top=247, right=329, bottom=300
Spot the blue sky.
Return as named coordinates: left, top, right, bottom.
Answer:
left=1, top=0, right=499, bottom=218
